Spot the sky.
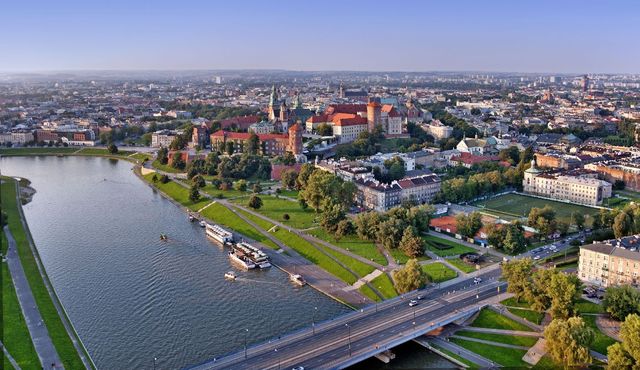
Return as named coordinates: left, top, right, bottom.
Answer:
left=1, top=0, right=639, bottom=73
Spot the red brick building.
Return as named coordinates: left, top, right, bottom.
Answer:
left=210, top=123, right=303, bottom=156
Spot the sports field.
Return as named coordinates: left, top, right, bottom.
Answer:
left=473, top=193, right=601, bottom=225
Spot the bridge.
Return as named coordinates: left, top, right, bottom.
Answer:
left=189, top=268, right=506, bottom=370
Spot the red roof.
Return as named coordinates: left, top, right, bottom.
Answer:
left=334, top=115, right=367, bottom=127
left=307, top=114, right=329, bottom=123
left=220, top=115, right=261, bottom=130
left=450, top=152, right=501, bottom=165
left=325, top=104, right=367, bottom=115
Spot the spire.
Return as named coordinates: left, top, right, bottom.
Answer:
left=293, top=92, right=302, bottom=109
left=269, top=85, right=278, bottom=107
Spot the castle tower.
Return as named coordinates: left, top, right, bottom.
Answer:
left=287, top=123, right=303, bottom=155
left=279, top=100, right=288, bottom=122
left=366, top=97, right=382, bottom=132
left=268, top=85, right=279, bottom=121
left=339, top=82, right=344, bottom=98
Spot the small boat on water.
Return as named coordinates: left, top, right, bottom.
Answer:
left=224, top=271, right=237, bottom=280
left=290, top=274, right=306, bottom=286
left=228, top=251, right=256, bottom=269
left=160, top=234, right=168, bottom=241
left=199, top=221, right=206, bottom=228
left=188, top=215, right=196, bottom=222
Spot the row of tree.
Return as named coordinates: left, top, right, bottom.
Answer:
left=502, top=259, right=582, bottom=319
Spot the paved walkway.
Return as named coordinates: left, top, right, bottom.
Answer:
left=450, top=335, right=530, bottom=350
left=348, top=269, right=383, bottom=290
left=596, top=314, right=621, bottom=341
left=458, top=327, right=542, bottom=337
left=426, top=337, right=497, bottom=368
left=1, top=340, right=21, bottom=370
left=4, top=226, right=63, bottom=369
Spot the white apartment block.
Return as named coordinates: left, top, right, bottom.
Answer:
left=579, top=236, right=640, bottom=287
left=523, top=161, right=612, bottom=206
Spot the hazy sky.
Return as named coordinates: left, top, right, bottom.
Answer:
left=1, top=0, right=639, bottom=73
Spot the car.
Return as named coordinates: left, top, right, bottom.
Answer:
left=473, top=277, right=483, bottom=284
left=416, top=295, right=423, bottom=300
left=292, top=367, right=305, bottom=370
left=534, top=255, right=541, bottom=260
left=409, top=300, right=418, bottom=307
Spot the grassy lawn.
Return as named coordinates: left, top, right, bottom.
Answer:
left=278, top=189, right=299, bottom=198
left=501, top=297, right=533, bottom=309
left=531, top=355, right=561, bottom=369
left=473, top=193, right=600, bottom=226
left=320, top=246, right=376, bottom=277
left=447, top=257, right=478, bottom=273
left=575, top=298, right=604, bottom=314
left=232, top=195, right=318, bottom=229
left=271, top=227, right=358, bottom=285
left=130, top=152, right=152, bottom=162
left=470, top=308, right=533, bottom=332
left=152, top=159, right=184, bottom=173
left=308, top=228, right=387, bottom=266
left=2, top=233, right=40, bottom=369
left=423, top=234, right=476, bottom=257
left=370, top=273, right=398, bottom=299
left=0, top=147, right=79, bottom=156
left=77, top=147, right=134, bottom=156
left=200, top=203, right=279, bottom=249
left=429, top=343, right=477, bottom=368
left=450, top=338, right=529, bottom=367
left=507, top=307, right=545, bottom=325
left=581, top=314, right=617, bottom=354
left=201, top=185, right=251, bottom=199
left=143, top=173, right=210, bottom=211
left=422, top=262, right=457, bottom=283
left=358, top=284, right=381, bottom=302
left=1, top=179, right=87, bottom=369
left=455, top=330, right=538, bottom=347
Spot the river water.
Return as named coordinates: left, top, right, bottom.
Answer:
left=0, top=156, right=455, bottom=369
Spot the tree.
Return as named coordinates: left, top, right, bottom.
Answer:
left=603, top=285, right=640, bottom=321
left=169, top=135, right=187, bottom=150
left=247, top=132, right=260, bottom=155
left=252, top=183, right=262, bottom=193
left=546, top=271, right=582, bottom=319
left=399, top=227, right=424, bottom=258
left=225, top=141, right=235, bottom=155
left=281, top=170, right=298, bottom=190
left=544, top=317, right=593, bottom=368
left=316, top=123, right=333, bottom=136
left=107, top=143, right=118, bottom=154
left=189, top=185, right=200, bottom=202
left=607, top=314, right=640, bottom=368
left=571, top=212, right=585, bottom=230
left=455, top=212, right=483, bottom=239
left=233, top=179, right=247, bottom=192
left=393, top=259, right=428, bottom=293
left=159, top=174, right=169, bottom=184
left=281, top=151, right=296, bottom=165
left=502, top=224, right=526, bottom=255
left=335, top=219, right=354, bottom=241
left=248, top=195, right=263, bottom=210
left=501, top=259, right=533, bottom=302
left=376, top=217, right=405, bottom=250
left=354, top=212, right=382, bottom=241
left=614, top=211, right=633, bottom=238
left=157, top=147, right=169, bottom=165
left=320, top=203, right=346, bottom=234
left=296, top=163, right=316, bottom=189
left=192, top=174, right=206, bottom=188
left=171, top=152, right=185, bottom=170
left=528, top=206, right=557, bottom=238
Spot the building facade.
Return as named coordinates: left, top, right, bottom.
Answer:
left=210, top=123, right=302, bottom=156
left=579, top=235, right=640, bottom=287
left=151, top=129, right=181, bottom=148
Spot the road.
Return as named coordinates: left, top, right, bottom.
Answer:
left=189, top=268, right=504, bottom=370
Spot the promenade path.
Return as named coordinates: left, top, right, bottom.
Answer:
left=4, top=226, right=63, bottom=369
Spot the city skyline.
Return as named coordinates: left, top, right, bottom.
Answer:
left=2, top=0, right=639, bottom=74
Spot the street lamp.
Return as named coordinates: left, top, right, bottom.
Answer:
left=244, top=328, right=249, bottom=359
left=312, top=306, right=318, bottom=334
left=153, top=357, right=157, bottom=370
left=345, top=324, right=352, bottom=357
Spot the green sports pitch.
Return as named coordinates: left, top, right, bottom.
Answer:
left=473, top=193, right=601, bottom=224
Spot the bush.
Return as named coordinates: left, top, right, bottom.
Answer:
left=283, top=213, right=290, bottom=220
left=159, top=174, right=169, bottom=184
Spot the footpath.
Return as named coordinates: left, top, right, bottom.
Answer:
left=4, top=226, right=63, bottom=369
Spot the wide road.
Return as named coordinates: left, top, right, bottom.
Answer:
left=190, top=268, right=504, bottom=370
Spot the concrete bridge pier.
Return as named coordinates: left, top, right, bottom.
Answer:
left=374, top=350, right=396, bottom=363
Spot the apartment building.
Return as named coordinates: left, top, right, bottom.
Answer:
left=523, top=160, right=612, bottom=206
left=151, top=129, right=181, bottom=148
left=579, top=235, right=640, bottom=287
left=354, top=173, right=441, bottom=211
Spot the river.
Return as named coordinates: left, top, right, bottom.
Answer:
left=0, top=155, right=455, bottom=369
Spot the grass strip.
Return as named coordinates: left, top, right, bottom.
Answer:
left=470, top=308, right=533, bottom=332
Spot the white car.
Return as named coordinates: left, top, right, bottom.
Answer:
left=474, top=277, right=482, bottom=284
left=534, top=255, right=541, bottom=260
left=409, top=300, right=419, bottom=307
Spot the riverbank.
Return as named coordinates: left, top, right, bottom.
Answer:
left=133, top=166, right=374, bottom=308
left=1, top=176, right=95, bottom=369
left=0, top=146, right=149, bottom=164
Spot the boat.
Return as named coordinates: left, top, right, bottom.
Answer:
left=231, top=242, right=271, bottom=269
left=224, top=271, right=237, bottom=280
left=205, top=223, right=234, bottom=245
left=160, top=234, right=168, bottom=241
left=290, top=274, right=306, bottom=286
left=188, top=215, right=195, bottom=222
left=228, top=252, right=256, bottom=269
left=199, top=220, right=206, bottom=228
